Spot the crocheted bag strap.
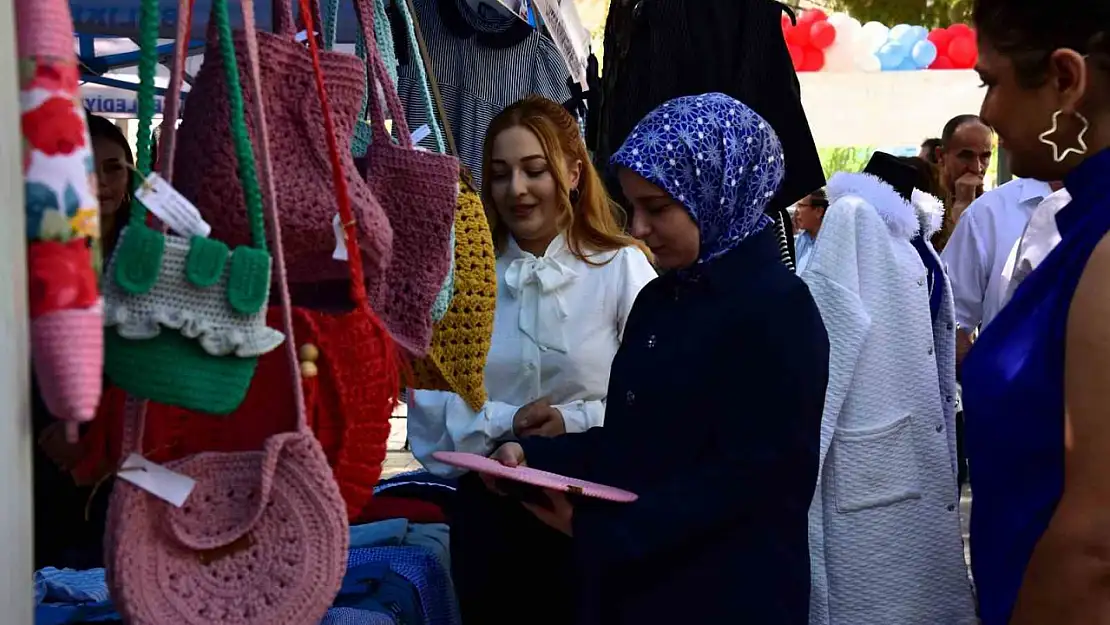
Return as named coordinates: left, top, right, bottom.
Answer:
left=298, top=0, right=370, bottom=306
left=352, top=0, right=414, bottom=149
left=240, top=0, right=310, bottom=433
left=157, top=0, right=195, bottom=182
left=397, top=0, right=449, bottom=155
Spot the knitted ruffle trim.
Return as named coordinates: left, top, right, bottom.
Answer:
left=105, top=300, right=285, bottom=358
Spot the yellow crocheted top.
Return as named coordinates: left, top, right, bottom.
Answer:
left=410, top=176, right=497, bottom=412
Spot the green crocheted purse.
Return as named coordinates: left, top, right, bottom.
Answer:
left=102, top=0, right=282, bottom=414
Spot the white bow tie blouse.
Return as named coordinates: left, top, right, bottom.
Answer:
left=407, top=233, right=658, bottom=477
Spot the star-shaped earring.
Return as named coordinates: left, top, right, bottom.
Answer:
left=1038, top=110, right=1090, bottom=163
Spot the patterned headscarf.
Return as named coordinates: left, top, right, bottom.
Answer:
left=612, top=93, right=786, bottom=263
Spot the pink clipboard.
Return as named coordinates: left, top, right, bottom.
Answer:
left=433, top=451, right=639, bottom=503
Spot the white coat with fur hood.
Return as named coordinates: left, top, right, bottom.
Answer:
left=800, top=173, right=976, bottom=625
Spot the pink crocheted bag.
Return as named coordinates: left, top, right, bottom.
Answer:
left=105, top=2, right=347, bottom=622
left=354, top=0, right=458, bottom=357
left=173, top=0, right=394, bottom=286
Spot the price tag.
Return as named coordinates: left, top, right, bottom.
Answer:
left=118, top=453, right=196, bottom=507
left=332, top=214, right=349, bottom=261
left=133, top=173, right=211, bottom=238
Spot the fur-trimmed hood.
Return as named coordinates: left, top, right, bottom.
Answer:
left=826, top=172, right=919, bottom=240
left=911, top=188, right=945, bottom=238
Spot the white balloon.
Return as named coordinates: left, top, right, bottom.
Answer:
left=856, top=52, right=882, bottom=73
left=824, top=47, right=857, bottom=72
left=826, top=12, right=852, bottom=27
left=860, top=21, right=891, bottom=54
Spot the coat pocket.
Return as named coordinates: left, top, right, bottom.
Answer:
left=832, top=414, right=922, bottom=513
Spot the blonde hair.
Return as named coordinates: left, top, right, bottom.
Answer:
left=480, top=95, right=651, bottom=265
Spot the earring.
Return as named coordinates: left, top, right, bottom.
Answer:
left=569, top=188, right=580, bottom=204
left=1038, top=109, right=1090, bottom=163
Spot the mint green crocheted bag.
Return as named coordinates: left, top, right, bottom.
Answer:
left=102, top=0, right=282, bottom=414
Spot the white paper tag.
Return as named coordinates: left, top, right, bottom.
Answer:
left=332, top=214, right=348, bottom=261
left=118, top=453, right=196, bottom=507
left=410, top=124, right=431, bottom=145
left=133, top=173, right=211, bottom=238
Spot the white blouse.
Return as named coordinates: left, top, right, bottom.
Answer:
left=408, top=233, right=657, bottom=477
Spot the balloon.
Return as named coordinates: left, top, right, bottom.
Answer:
left=877, top=42, right=909, bottom=70
left=823, top=45, right=857, bottom=72
left=800, top=48, right=825, bottom=72
left=930, top=55, right=955, bottom=70
left=781, top=13, right=791, bottom=30
left=856, top=52, right=882, bottom=73
left=947, top=23, right=973, bottom=38
left=799, top=8, right=828, bottom=24
left=948, top=35, right=978, bottom=68
left=910, top=25, right=929, bottom=44
left=785, top=22, right=811, bottom=47
left=890, top=23, right=915, bottom=45
left=911, top=40, right=938, bottom=68
left=810, top=21, right=837, bottom=49
left=825, top=12, right=852, bottom=27
left=895, top=57, right=918, bottom=71
left=859, top=21, right=891, bottom=54
left=928, top=27, right=953, bottom=52
left=788, top=44, right=805, bottom=70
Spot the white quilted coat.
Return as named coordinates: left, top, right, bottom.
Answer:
left=801, top=173, right=976, bottom=625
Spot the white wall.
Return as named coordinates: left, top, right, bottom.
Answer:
left=0, top=0, right=34, bottom=620
left=799, top=70, right=985, bottom=147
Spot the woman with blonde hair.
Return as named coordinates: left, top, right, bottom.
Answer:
left=407, top=95, right=657, bottom=625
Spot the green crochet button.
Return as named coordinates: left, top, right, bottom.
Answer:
left=227, top=247, right=272, bottom=316
left=113, top=225, right=165, bottom=295
left=185, top=236, right=230, bottom=288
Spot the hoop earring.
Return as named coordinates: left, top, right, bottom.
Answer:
left=569, top=188, right=580, bottom=204
left=1038, top=109, right=1090, bottom=163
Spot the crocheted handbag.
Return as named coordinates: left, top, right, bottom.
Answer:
left=101, top=0, right=283, bottom=415
left=410, top=174, right=497, bottom=412
left=17, top=0, right=103, bottom=440
left=172, top=0, right=394, bottom=286
left=355, top=0, right=459, bottom=358
left=75, top=0, right=400, bottom=521
left=105, top=2, right=348, bottom=623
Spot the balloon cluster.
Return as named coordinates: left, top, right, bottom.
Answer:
left=782, top=9, right=836, bottom=72
left=926, top=24, right=979, bottom=70
left=782, top=11, right=980, bottom=73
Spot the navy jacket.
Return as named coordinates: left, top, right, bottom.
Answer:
left=521, top=228, right=829, bottom=625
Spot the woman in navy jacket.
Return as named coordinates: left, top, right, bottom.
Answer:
left=489, top=93, right=830, bottom=624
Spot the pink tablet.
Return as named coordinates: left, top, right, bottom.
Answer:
left=433, top=451, right=639, bottom=503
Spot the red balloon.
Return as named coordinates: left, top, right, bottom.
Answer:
left=785, top=22, right=810, bottom=47
left=800, top=47, right=825, bottom=72
left=787, top=44, right=805, bottom=70
left=947, top=23, right=973, bottom=38
left=948, top=35, right=978, bottom=68
left=781, top=13, right=791, bottom=29
left=799, top=8, right=827, bottom=24
left=930, top=55, right=955, bottom=70
left=810, top=20, right=837, bottom=49
left=928, top=27, right=952, bottom=51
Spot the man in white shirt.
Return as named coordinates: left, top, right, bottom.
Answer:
left=999, top=188, right=1072, bottom=306
left=941, top=176, right=1057, bottom=365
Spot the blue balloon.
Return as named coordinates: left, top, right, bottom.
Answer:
left=890, top=23, right=916, bottom=46
left=896, top=57, right=919, bottom=71
left=877, top=42, right=909, bottom=70
left=911, top=40, right=938, bottom=68
left=910, top=25, right=929, bottom=44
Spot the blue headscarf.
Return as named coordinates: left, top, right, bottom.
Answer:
left=611, top=93, right=786, bottom=263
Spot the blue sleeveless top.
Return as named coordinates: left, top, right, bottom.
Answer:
left=963, top=148, right=1110, bottom=625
